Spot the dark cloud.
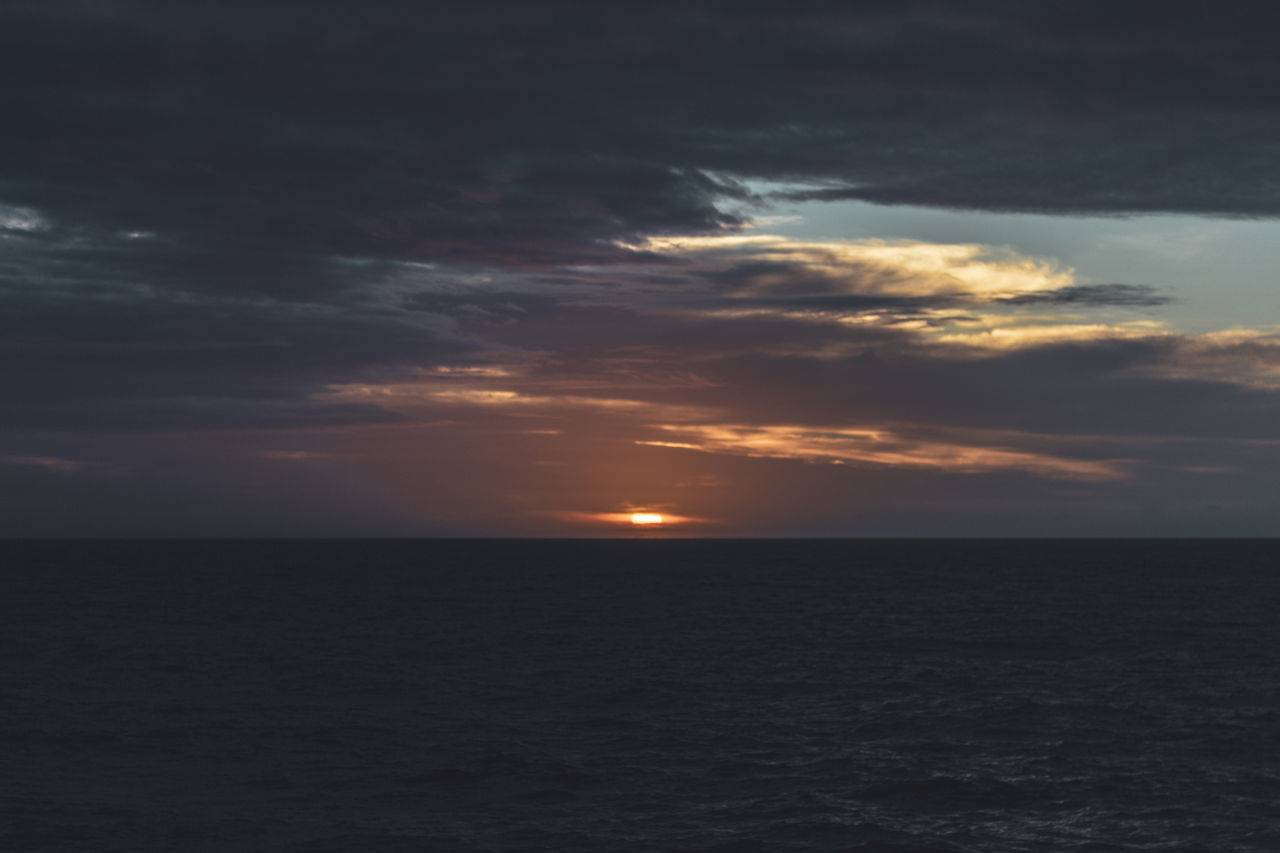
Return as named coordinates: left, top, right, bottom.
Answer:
left=5, top=0, right=1280, bottom=272
left=704, top=259, right=949, bottom=300
left=997, top=284, right=1171, bottom=307
left=358, top=287, right=1280, bottom=447
left=702, top=339, right=1280, bottom=441
left=0, top=228, right=477, bottom=429
left=702, top=265, right=1165, bottom=314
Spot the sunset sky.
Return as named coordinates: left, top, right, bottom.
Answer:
left=4, top=2, right=1280, bottom=536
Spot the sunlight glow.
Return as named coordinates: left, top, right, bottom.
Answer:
left=625, top=234, right=1073, bottom=298
left=543, top=510, right=704, bottom=529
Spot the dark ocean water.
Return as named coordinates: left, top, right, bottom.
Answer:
left=2, top=540, right=1279, bottom=852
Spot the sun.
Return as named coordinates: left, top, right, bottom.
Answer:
left=630, top=512, right=664, bottom=525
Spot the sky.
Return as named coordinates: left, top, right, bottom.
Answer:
left=4, top=1, right=1280, bottom=536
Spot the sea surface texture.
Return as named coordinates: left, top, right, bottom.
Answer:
left=3, top=539, right=1279, bottom=851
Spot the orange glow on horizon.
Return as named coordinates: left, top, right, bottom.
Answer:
left=543, top=509, right=705, bottom=530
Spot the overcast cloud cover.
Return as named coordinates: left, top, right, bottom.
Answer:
left=4, top=0, right=1280, bottom=535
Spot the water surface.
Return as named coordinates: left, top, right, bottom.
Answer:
left=3, top=539, right=1278, bottom=851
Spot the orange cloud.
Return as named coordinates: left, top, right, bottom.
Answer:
left=930, top=319, right=1169, bottom=349
left=323, top=381, right=714, bottom=422
left=638, top=424, right=1125, bottom=481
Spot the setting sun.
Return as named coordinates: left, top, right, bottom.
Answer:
left=545, top=509, right=703, bottom=531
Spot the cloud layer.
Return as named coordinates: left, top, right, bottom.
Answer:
left=4, top=2, right=1280, bottom=533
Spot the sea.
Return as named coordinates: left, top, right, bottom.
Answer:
left=2, top=539, right=1278, bottom=852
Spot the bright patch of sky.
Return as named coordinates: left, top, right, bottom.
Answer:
left=740, top=181, right=1280, bottom=334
